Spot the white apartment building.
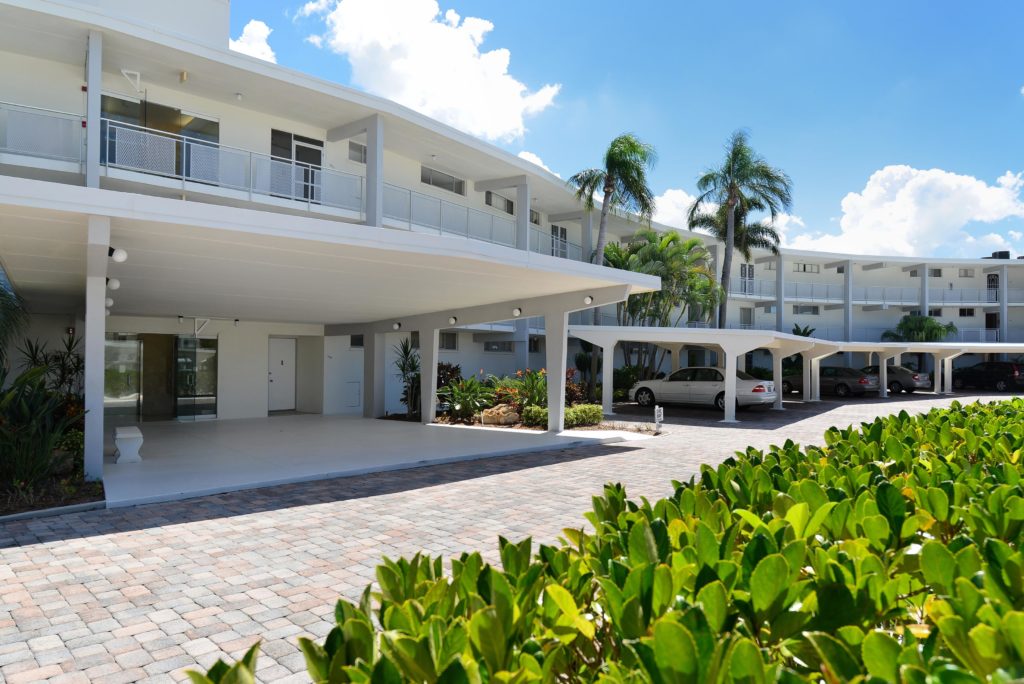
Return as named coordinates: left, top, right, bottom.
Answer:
left=2, top=0, right=1022, bottom=492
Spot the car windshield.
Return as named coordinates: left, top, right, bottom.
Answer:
left=736, top=371, right=757, bottom=380
left=862, top=366, right=878, bottom=373
left=837, top=368, right=861, bottom=377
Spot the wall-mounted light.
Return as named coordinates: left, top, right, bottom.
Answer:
left=392, top=322, right=401, bottom=330
left=448, top=316, right=457, bottom=325
left=106, top=277, right=120, bottom=290
left=66, top=327, right=75, bottom=336
left=105, top=309, right=111, bottom=317
left=180, top=70, right=188, bottom=83
left=234, top=319, right=240, bottom=327
left=235, top=92, right=244, bottom=101
left=108, top=247, right=127, bottom=263
left=104, top=297, right=114, bottom=308
left=512, top=307, right=522, bottom=317
left=583, top=295, right=594, bottom=305
left=178, top=315, right=184, bottom=324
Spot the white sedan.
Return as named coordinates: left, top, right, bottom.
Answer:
left=631, top=367, right=778, bottom=411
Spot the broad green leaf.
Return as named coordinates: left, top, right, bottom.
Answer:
left=806, top=631, right=862, bottom=681
left=862, top=631, right=901, bottom=681
left=653, top=619, right=698, bottom=683
left=784, top=503, right=810, bottom=538
left=298, top=637, right=329, bottom=682
left=628, top=519, right=658, bottom=567
left=697, top=580, right=728, bottom=633
left=727, top=638, right=766, bottom=684
left=921, top=542, right=956, bottom=594
left=750, top=554, right=789, bottom=617
left=469, top=608, right=507, bottom=673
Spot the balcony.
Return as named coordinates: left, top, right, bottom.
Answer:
left=0, top=102, right=83, bottom=171
left=382, top=183, right=518, bottom=249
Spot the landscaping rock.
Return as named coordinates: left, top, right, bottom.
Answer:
left=480, top=404, right=520, bottom=426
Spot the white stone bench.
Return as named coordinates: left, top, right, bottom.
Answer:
left=113, top=426, right=144, bottom=464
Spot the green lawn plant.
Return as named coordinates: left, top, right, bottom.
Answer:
left=438, top=376, right=495, bottom=424
left=523, top=404, right=603, bottom=429
left=189, top=398, right=1024, bottom=683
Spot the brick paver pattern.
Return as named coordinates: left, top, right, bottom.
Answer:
left=0, top=394, right=1002, bottom=682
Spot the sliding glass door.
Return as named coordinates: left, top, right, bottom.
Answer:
left=174, top=335, right=218, bottom=420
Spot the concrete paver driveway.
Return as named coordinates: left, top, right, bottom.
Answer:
left=0, top=393, right=1008, bottom=682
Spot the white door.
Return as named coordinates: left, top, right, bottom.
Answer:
left=268, top=338, right=296, bottom=411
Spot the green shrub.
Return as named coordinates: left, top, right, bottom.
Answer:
left=745, top=365, right=773, bottom=380
left=194, top=399, right=1024, bottom=682
left=438, top=376, right=494, bottom=424
left=522, top=403, right=603, bottom=428
left=613, top=365, right=641, bottom=392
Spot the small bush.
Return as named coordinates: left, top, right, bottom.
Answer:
left=438, top=376, right=494, bottom=424
left=522, top=403, right=603, bottom=428
left=613, top=365, right=641, bottom=391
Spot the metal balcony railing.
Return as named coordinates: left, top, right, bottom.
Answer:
left=529, top=226, right=583, bottom=261
left=101, top=119, right=364, bottom=213
left=382, top=183, right=519, bottom=249
left=728, top=279, right=775, bottom=298
left=0, top=102, right=84, bottom=164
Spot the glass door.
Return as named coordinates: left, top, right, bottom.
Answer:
left=104, top=334, right=141, bottom=419
left=294, top=141, right=322, bottom=203
left=174, top=335, right=218, bottom=420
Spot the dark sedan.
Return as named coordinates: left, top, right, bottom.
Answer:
left=952, top=361, right=1024, bottom=392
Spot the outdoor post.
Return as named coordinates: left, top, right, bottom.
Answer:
left=581, top=211, right=593, bottom=262
left=931, top=352, right=942, bottom=395
left=802, top=354, right=813, bottom=400
left=771, top=349, right=784, bottom=410
left=83, top=216, right=110, bottom=480
left=810, top=357, right=822, bottom=401
left=420, top=328, right=439, bottom=424
left=85, top=30, right=102, bottom=188
left=1000, top=264, right=1009, bottom=348
left=775, top=253, right=785, bottom=332
left=362, top=332, right=386, bottom=418
left=878, top=353, right=889, bottom=398
left=844, top=259, right=853, bottom=342
left=721, top=349, right=738, bottom=423
left=601, top=344, right=614, bottom=416
left=544, top=310, right=568, bottom=432
left=516, top=181, right=530, bottom=252
left=365, top=114, right=384, bottom=227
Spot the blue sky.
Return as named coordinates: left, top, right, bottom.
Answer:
left=228, top=0, right=1024, bottom=258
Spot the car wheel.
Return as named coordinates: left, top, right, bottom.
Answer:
left=995, top=379, right=1009, bottom=392
left=781, top=380, right=792, bottom=394
left=714, top=392, right=726, bottom=411
left=905, top=388, right=915, bottom=394
left=635, top=388, right=655, bottom=406
left=834, top=383, right=850, bottom=398
left=952, top=377, right=964, bottom=390
left=888, top=381, right=903, bottom=395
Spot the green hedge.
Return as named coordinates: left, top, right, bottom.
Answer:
left=522, top=403, right=603, bottom=429
left=191, top=399, right=1024, bottom=683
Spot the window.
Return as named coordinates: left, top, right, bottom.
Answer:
left=793, top=263, right=820, bottom=274
left=529, top=209, right=541, bottom=225
left=837, top=265, right=845, bottom=274
left=959, top=268, right=975, bottom=278
left=693, top=368, right=722, bottom=382
left=348, top=141, right=367, bottom=164
left=909, top=309, right=921, bottom=316
left=484, top=340, right=514, bottom=353
left=485, top=191, right=514, bottom=215
left=420, top=166, right=465, bottom=195
left=667, top=368, right=693, bottom=382
left=350, top=334, right=364, bottom=348
left=792, top=305, right=820, bottom=315
left=959, top=308, right=976, bottom=317
left=930, top=268, right=943, bottom=278
left=909, top=269, right=919, bottom=278
left=551, top=225, right=568, bottom=258
left=929, top=308, right=942, bottom=317
left=410, top=331, right=420, bottom=349
left=764, top=261, right=776, bottom=271
left=764, top=304, right=775, bottom=314
left=440, top=332, right=458, bottom=351
left=528, top=337, right=540, bottom=353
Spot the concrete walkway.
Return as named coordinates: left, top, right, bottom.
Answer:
left=0, top=392, right=1008, bottom=683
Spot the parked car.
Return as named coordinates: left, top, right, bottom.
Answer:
left=952, top=361, right=1024, bottom=391
left=781, top=366, right=880, bottom=397
left=861, top=365, right=931, bottom=394
left=632, top=367, right=777, bottom=411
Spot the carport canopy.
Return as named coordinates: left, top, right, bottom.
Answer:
left=568, top=326, right=1024, bottom=423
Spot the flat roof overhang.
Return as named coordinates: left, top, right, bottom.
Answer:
left=0, top=177, right=659, bottom=324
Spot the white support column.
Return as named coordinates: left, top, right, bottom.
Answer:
left=844, top=260, right=853, bottom=342
left=362, top=332, right=386, bottom=418
left=932, top=353, right=942, bottom=395
left=85, top=30, right=102, bottom=188
left=942, top=356, right=955, bottom=395
left=921, top=266, right=930, bottom=317
left=83, top=216, right=110, bottom=481
left=516, top=182, right=530, bottom=252
left=772, top=350, right=784, bottom=410
left=878, top=356, right=889, bottom=398
left=1000, top=264, right=1009, bottom=344
left=419, top=328, right=439, bottom=424
left=802, top=355, right=813, bottom=400
left=365, top=115, right=384, bottom=227
left=544, top=310, right=569, bottom=432
left=721, top=351, right=738, bottom=423
left=775, top=253, right=785, bottom=332
left=601, top=345, right=614, bottom=417
left=581, top=211, right=593, bottom=263
left=810, top=357, right=823, bottom=401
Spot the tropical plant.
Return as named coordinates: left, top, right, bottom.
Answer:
left=393, top=337, right=420, bottom=419
left=18, top=334, right=85, bottom=400
left=438, top=376, right=494, bottom=424
left=185, top=642, right=260, bottom=684
left=198, top=398, right=1024, bottom=683
left=0, top=287, right=28, bottom=368
left=487, top=369, right=547, bottom=413
left=689, top=130, right=793, bottom=328
left=522, top=403, right=603, bottom=429
left=791, top=323, right=816, bottom=337
left=688, top=199, right=781, bottom=262
left=882, top=315, right=958, bottom=373
left=569, top=133, right=658, bottom=397
left=0, top=366, right=83, bottom=488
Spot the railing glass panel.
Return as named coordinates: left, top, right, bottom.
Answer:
left=0, top=102, right=84, bottom=163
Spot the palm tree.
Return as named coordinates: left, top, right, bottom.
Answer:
left=688, top=199, right=781, bottom=263
left=791, top=324, right=816, bottom=337
left=688, top=130, right=792, bottom=328
left=568, top=133, right=657, bottom=396
left=882, top=315, right=958, bottom=374
left=0, top=287, right=28, bottom=369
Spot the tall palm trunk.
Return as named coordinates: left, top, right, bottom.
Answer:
left=589, top=185, right=614, bottom=400
left=717, top=195, right=737, bottom=329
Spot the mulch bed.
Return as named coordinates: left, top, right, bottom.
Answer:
left=0, top=480, right=105, bottom=517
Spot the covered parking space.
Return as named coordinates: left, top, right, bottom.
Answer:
left=568, top=326, right=841, bottom=423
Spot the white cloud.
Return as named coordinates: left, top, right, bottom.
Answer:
left=517, top=151, right=558, bottom=177
left=772, top=213, right=806, bottom=245
left=305, top=34, right=324, bottom=48
left=653, top=188, right=700, bottom=229
left=1010, top=230, right=1023, bottom=241
left=229, top=20, right=277, bottom=63
left=1020, top=85, right=1024, bottom=96
left=787, top=165, right=1024, bottom=256
left=304, top=0, right=560, bottom=142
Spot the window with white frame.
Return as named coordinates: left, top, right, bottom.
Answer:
left=348, top=141, right=367, bottom=164
left=930, top=268, right=943, bottom=278
left=439, top=332, right=457, bottom=350
left=420, top=166, right=466, bottom=195
left=929, top=307, right=942, bottom=317
left=485, top=191, right=514, bottom=215
left=551, top=225, right=568, bottom=258
left=959, top=308, right=976, bottom=317
left=792, top=305, right=820, bottom=315
left=350, top=334, right=364, bottom=348
left=484, top=340, right=514, bottom=353
left=529, top=209, right=541, bottom=225
left=959, top=268, right=975, bottom=278
left=909, top=269, right=919, bottom=277
left=410, top=331, right=420, bottom=349
left=764, top=261, right=776, bottom=271
left=793, top=263, right=820, bottom=274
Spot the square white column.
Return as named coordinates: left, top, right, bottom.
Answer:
left=83, top=216, right=110, bottom=481
left=544, top=310, right=568, bottom=432
left=771, top=350, right=784, bottom=410
left=601, top=344, right=614, bottom=417
left=419, top=328, right=439, bottom=424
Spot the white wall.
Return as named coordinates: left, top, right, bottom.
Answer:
left=323, top=335, right=364, bottom=415
left=70, top=0, right=230, bottom=48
